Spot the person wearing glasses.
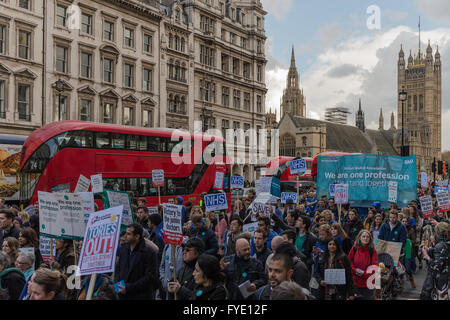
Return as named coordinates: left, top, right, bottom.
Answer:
left=167, top=238, right=205, bottom=300
left=15, top=252, right=35, bottom=282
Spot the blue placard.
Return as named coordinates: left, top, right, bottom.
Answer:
left=281, top=192, right=298, bottom=204
left=435, top=186, right=449, bottom=194
left=290, top=159, right=307, bottom=175
left=204, top=193, right=228, bottom=212
left=230, top=176, right=244, bottom=189
left=329, top=184, right=336, bottom=197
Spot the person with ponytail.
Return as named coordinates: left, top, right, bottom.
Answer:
left=29, top=268, right=67, bottom=300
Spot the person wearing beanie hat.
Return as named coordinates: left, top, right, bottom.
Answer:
left=167, top=238, right=206, bottom=300
left=176, top=196, right=187, bottom=225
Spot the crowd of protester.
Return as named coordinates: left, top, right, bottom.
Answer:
left=0, top=182, right=448, bottom=301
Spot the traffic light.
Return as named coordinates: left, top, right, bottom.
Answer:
left=438, top=161, right=443, bottom=175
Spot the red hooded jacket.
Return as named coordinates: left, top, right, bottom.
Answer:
left=348, top=245, right=379, bottom=288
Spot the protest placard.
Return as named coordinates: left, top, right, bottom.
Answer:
left=38, top=191, right=86, bottom=240
left=258, top=177, right=281, bottom=197
left=374, top=239, right=403, bottom=266
left=388, top=181, right=398, bottom=203
left=214, top=172, right=225, bottom=190
left=148, top=206, right=159, bottom=215
left=77, top=206, right=123, bottom=276
left=419, top=195, right=434, bottom=218
left=19, top=247, right=35, bottom=256
left=281, top=192, right=297, bottom=204
left=434, top=186, right=449, bottom=194
left=152, top=169, right=165, bottom=187
left=324, top=269, right=346, bottom=285
left=334, top=184, right=349, bottom=204
left=437, top=180, right=449, bottom=187
left=104, top=190, right=134, bottom=228
left=243, top=222, right=259, bottom=233
left=204, top=193, right=228, bottom=212
left=39, top=235, right=56, bottom=264
left=230, top=176, right=245, bottom=189
left=51, top=183, right=70, bottom=193
left=163, top=204, right=183, bottom=246
left=420, top=172, right=428, bottom=188
left=90, top=174, right=103, bottom=194
left=436, top=191, right=450, bottom=212
left=78, top=192, right=95, bottom=224
left=290, top=159, right=306, bottom=175
left=329, top=184, right=336, bottom=197
left=74, top=174, right=90, bottom=193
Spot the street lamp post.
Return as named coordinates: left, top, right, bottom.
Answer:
left=399, top=90, right=407, bottom=156
left=55, top=79, right=65, bottom=121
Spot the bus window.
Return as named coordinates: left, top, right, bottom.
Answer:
left=111, top=133, right=125, bottom=149
left=166, top=178, right=186, bottom=196
left=96, top=132, right=111, bottom=149
left=127, top=135, right=147, bottom=151
left=63, top=131, right=93, bottom=148
left=126, top=178, right=138, bottom=194
left=148, top=136, right=165, bottom=152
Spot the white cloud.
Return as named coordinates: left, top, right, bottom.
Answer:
left=265, top=25, right=450, bottom=151
left=261, top=0, right=293, bottom=20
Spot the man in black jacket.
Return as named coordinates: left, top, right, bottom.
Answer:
left=167, top=238, right=205, bottom=300
left=136, top=206, right=151, bottom=231
left=256, top=253, right=294, bottom=300
left=223, top=238, right=267, bottom=300
left=252, top=229, right=272, bottom=268
left=115, top=223, right=159, bottom=300
left=0, top=209, right=20, bottom=244
left=189, top=214, right=218, bottom=255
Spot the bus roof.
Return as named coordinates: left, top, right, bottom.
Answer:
left=20, top=121, right=225, bottom=169
left=0, top=134, right=27, bottom=145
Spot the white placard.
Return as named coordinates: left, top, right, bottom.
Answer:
left=324, top=269, right=346, bottom=285
left=77, top=206, right=123, bottom=276
left=152, top=169, right=165, bottom=187
left=214, top=171, right=225, bottom=189
left=38, top=191, right=86, bottom=240
left=243, top=222, right=259, bottom=233
left=90, top=174, right=103, bottom=194
left=230, top=176, right=245, bottom=189
left=74, top=174, right=90, bottom=193
left=436, top=191, right=450, bottom=212
left=105, top=190, right=134, bottom=227
left=258, top=177, right=272, bottom=194
left=388, top=181, right=398, bottom=203
left=39, top=236, right=56, bottom=264
left=19, top=247, right=35, bottom=256
left=334, top=184, right=349, bottom=204
left=78, top=192, right=95, bottom=224
left=163, top=204, right=183, bottom=246
left=148, top=206, right=159, bottom=215
left=238, top=280, right=253, bottom=298
left=419, top=195, right=434, bottom=218
left=420, top=172, right=428, bottom=188
left=204, top=193, right=228, bottom=212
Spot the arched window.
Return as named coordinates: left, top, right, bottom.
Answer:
left=181, top=38, right=185, bottom=52
left=419, top=95, right=423, bottom=111
left=168, top=59, right=174, bottom=79
left=414, top=95, right=417, bottom=112
left=302, top=136, right=307, bottom=146
left=175, top=36, right=179, bottom=51
left=174, top=95, right=179, bottom=113
left=280, top=134, right=295, bottom=157
left=175, top=61, right=180, bottom=80
left=169, top=34, right=173, bottom=49
left=180, top=96, right=186, bottom=114
left=168, top=94, right=173, bottom=112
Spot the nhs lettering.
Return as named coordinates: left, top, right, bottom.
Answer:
left=204, top=193, right=228, bottom=212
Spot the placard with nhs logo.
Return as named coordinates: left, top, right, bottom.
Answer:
left=281, top=192, right=297, bottom=204
left=230, top=176, right=244, bottom=189
left=204, top=193, right=228, bottom=212
left=290, top=159, right=307, bottom=175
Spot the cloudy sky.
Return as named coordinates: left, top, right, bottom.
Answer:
left=261, top=0, right=450, bottom=151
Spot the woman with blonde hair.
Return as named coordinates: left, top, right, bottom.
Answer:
left=331, top=222, right=353, bottom=255
left=348, top=230, right=379, bottom=300
left=18, top=211, right=31, bottom=228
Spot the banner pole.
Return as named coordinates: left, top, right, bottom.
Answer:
left=296, top=175, right=300, bottom=205
left=86, top=273, right=98, bottom=300
left=158, top=186, right=161, bottom=205
left=338, top=203, right=342, bottom=226
left=172, top=245, right=177, bottom=301
left=50, top=239, right=54, bottom=263
left=217, top=212, right=222, bottom=256
left=73, top=240, right=78, bottom=265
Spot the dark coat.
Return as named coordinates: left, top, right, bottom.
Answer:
left=178, top=282, right=228, bottom=300
left=224, top=254, right=267, bottom=300
left=52, top=247, right=75, bottom=274
left=190, top=225, right=219, bottom=256
left=378, top=221, right=408, bottom=250
left=0, top=225, right=20, bottom=244
left=168, top=260, right=197, bottom=300
left=254, top=245, right=272, bottom=268
left=343, top=218, right=364, bottom=242
left=115, top=238, right=160, bottom=300
left=316, top=254, right=354, bottom=300
left=292, top=256, right=310, bottom=290
left=0, top=268, right=26, bottom=300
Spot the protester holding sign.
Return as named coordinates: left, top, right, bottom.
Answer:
left=50, top=239, right=75, bottom=274
left=316, top=237, right=354, bottom=300
left=378, top=211, right=408, bottom=251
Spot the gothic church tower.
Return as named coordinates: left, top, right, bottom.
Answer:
left=280, top=46, right=306, bottom=117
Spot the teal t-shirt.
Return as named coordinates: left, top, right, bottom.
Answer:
left=295, top=233, right=307, bottom=252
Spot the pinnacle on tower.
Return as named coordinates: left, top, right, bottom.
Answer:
left=390, top=112, right=396, bottom=130
left=379, top=107, right=384, bottom=131
left=290, top=45, right=296, bottom=68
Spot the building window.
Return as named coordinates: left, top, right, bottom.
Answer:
left=221, top=54, right=229, bottom=72
left=413, top=95, right=417, bottom=112
left=280, top=134, right=295, bottom=157
left=18, top=0, right=30, bottom=10
left=0, top=80, right=4, bottom=118
left=244, top=123, right=250, bottom=145
left=81, top=13, right=93, bottom=35
left=200, top=15, right=215, bottom=34
left=244, top=92, right=250, bottom=111
left=124, top=63, right=134, bottom=88
left=143, top=33, right=152, bottom=53
left=80, top=99, right=91, bottom=121
left=419, top=95, right=424, bottom=111
left=233, top=89, right=240, bottom=109
left=222, top=86, right=229, bottom=107
left=0, top=25, right=5, bottom=54
left=243, top=62, right=250, bottom=79
left=257, top=95, right=262, bottom=113
left=200, top=45, right=215, bottom=67
left=123, top=106, right=133, bottom=125
left=257, top=65, right=262, bottom=82
left=142, top=109, right=152, bottom=127
left=103, top=103, right=113, bottom=123
left=18, top=30, right=31, bottom=60
left=104, top=21, right=114, bottom=41
left=103, top=58, right=113, bottom=83
left=221, top=119, right=229, bottom=138
left=302, top=136, right=307, bottom=146
left=17, top=84, right=30, bottom=121
left=143, top=68, right=152, bottom=92
left=55, top=45, right=68, bottom=73
left=407, top=96, right=411, bottom=113
left=124, top=27, right=134, bottom=48
left=233, top=58, right=240, bottom=75
left=56, top=4, right=67, bottom=27
left=80, top=52, right=92, bottom=78
left=257, top=17, right=261, bottom=29
left=257, top=40, right=262, bottom=53
left=55, top=95, right=67, bottom=121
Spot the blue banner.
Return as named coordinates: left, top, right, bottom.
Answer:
left=230, top=176, right=244, bottom=189
left=317, top=154, right=417, bottom=208
left=204, top=193, right=228, bottom=212
left=281, top=192, right=297, bottom=204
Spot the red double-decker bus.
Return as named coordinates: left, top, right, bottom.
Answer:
left=18, top=121, right=231, bottom=208
left=264, top=157, right=314, bottom=193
